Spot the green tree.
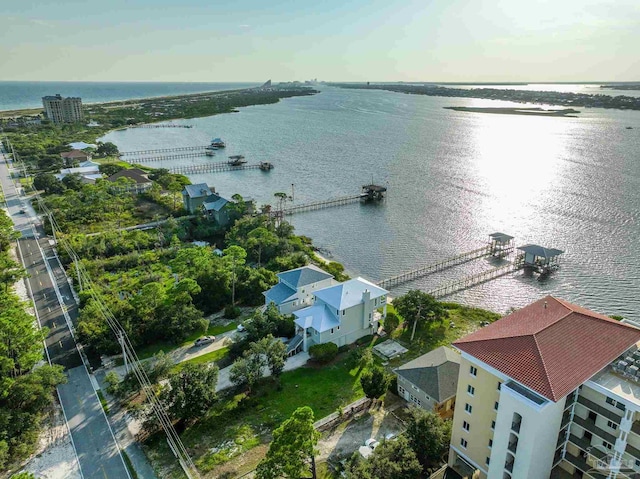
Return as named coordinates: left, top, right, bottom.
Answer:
left=10, top=471, right=37, bottom=479
left=223, top=245, right=247, bottom=305
left=161, top=363, right=218, bottom=423
left=96, top=141, right=119, bottom=157
left=229, top=352, right=264, bottom=393
left=251, top=335, right=287, bottom=379
left=256, top=406, right=320, bottom=479
left=33, top=173, right=64, bottom=195
left=383, top=311, right=400, bottom=335
left=393, top=290, right=446, bottom=341
left=359, top=348, right=374, bottom=370
left=61, top=173, right=84, bottom=191
left=345, top=436, right=421, bottom=479
left=247, top=227, right=279, bottom=267
left=405, top=407, right=452, bottom=470
left=98, top=163, right=125, bottom=176
left=360, top=365, right=390, bottom=401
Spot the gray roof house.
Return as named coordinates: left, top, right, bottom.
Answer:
left=263, top=265, right=335, bottom=315
left=395, top=346, right=461, bottom=418
left=202, top=193, right=233, bottom=226
left=182, top=183, right=214, bottom=213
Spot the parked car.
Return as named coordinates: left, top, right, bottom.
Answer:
left=364, top=438, right=379, bottom=449
left=236, top=324, right=246, bottom=332
left=194, top=336, right=215, bottom=346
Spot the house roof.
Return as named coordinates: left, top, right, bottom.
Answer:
left=263, top=282, right=296, bottom=305
left=454, top=296, right=640, bottom=402
left=314, top=277, right=388, bottom=311
left=106, top=168, right=150, bottom=184
left=68, top=141, right=96, bottom=150
left=517, top=244, right=564, bottom=259
left=294, top=304, right=340, bottom=333
left=395, top=346, right=461, bottom=402
left=60, top=149, right=89, bottom=159
left=183, top=183, right=212, bottom=199
left=277, top=265, right=333, bottom=289
left=202, top=194, right=229, bottom=212
left=79, top=160, right=99, bottom=168
left=58, top=166, right=100, bottom=176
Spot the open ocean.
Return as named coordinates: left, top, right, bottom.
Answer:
left=0, top=81, right=260, bottom=111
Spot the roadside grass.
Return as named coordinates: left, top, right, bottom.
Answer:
left=172, top=347, right=230, bottom=372
left=96, top=389, right=110, bottom=414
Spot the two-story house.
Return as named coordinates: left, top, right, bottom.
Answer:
left=263, top=265, right=336, bottom=315
left=293, top=277, right=388, bottom=352
left=182, top=183, right=214, bottom=213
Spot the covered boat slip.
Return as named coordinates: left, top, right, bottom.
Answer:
left=516, top=244, right=564, bottom=274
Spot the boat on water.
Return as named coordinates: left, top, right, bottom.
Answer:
left=205, top=150, right=216, bottom=156
left=205, top=145, right=218, bottom=151
left=259, top=161, right=274, bottom=171
left=228, top=155, right=247, bottom=166
left=626, top=126, right=633, bottom=130
left=211, top=137, right=226, bottom=148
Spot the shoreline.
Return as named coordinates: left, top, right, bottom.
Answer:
left=444, top=106, right=580, bottom=117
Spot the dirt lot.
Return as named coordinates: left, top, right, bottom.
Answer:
left=317, top=395, right=407, bottom=463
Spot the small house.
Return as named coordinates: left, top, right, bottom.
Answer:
left=182, top=183, right=213, bottom=213
left=106, top=168, right=153, bottom=193
left=60, top=149, right=92, bottom=164
left=395, top=346, right=460, bottom=419
left=264, top=264, right=336, bottom=315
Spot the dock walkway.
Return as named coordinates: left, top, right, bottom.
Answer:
left=169, top=163, right=264, bottom=175
left=427, top=262, right=517, bottom=299
left=120, top=145, right=209, bottom=156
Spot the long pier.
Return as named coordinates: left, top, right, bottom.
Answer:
left=129, top=124, right=193, bottom=129
left=120, top=145, right=210, bottom=156
left=126, top=151, right=210, bottom=163
left=377, top=245, right=493, bottom=289
left=427, top=263, right=517, bottom=299
left=168, top=163, right=264, bottom=175
left=282, top=194, right=366, bottom=215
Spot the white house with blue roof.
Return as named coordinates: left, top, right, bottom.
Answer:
left=293, top=277, right=388, bottom=352
left=263, top=265, right=336, bottom=315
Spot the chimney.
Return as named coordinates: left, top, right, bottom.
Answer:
left=544, top=301, right=548, bottom=309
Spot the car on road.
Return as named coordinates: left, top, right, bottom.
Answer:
left=18, top=209, right=26, bottom=214
left=236, top=323, right=246, bottom=332
left=364, top=438, right=379, bottom=449
left=194, top=336, right=216, bottom=346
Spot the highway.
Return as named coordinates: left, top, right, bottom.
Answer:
left=0, top=146, right=131, bottom=479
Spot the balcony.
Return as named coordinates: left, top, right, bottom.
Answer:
left=568, top=434, right=609, bottom=461
left=508, top=440, right=518, bottom=454
left=505, top=460, right=514, bottom=473
left=572, top=415, right=618, bottom=445
left=624, top=441, right=640, bottom=458
left=511, top=421, right=521, bottom=434
left=576, top=395, right=623, bottom=423
left=564, top=453, right=609, bottom=479
left=561, top=410, right=571, bottom=429
left=631, top=420, right=640, bottom=436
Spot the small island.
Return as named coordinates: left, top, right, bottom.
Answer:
left=444, top=106, right=580, bottom=117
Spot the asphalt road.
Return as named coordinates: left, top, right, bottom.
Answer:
left=1, top=148, right=131, bottom=479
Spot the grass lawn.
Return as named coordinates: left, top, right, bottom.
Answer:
left=173, top=347, right=230, bottom=372
left=387, top=302, right=500, bottom=367
left=146, top=349, right=367, bottom=478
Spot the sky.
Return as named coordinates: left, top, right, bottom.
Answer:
left=1, top=0, right=639, bottom=82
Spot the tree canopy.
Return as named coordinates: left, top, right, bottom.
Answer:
left=405, top=407, right=452, bottom=471
left=345, top=436, right=421, bottom=479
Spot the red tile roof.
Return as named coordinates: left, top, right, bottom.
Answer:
left=454, top=296, right=640, bottom=402
left=60, top=149, right=89, bottom=159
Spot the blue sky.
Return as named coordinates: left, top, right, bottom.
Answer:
left=1, top=0, right=638, bottom=82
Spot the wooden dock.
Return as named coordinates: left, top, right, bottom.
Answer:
left=126, top=151, right=210, bottom=163
left=120, top=145, right=210, bottom=156
left=427, top=262, right=517, bottom=299
left=129, top=124, right=193, bottom=129
left=377, top=245, right=493, bottom=289
left=282, top=194, right=366, bottom=215
left=168, top=163, right=266, bottom=175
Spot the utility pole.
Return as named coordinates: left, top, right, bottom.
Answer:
left=74, top=255, right=83, bottom=291
left=118, top=332, right=129, bottom=373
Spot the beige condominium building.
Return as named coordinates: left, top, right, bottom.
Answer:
left=42, top=94, right=84, bottom=123
left=448, top=295, right=640, bottom=479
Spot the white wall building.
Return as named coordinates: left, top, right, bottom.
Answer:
left=263, top=264, right=336, bottom=315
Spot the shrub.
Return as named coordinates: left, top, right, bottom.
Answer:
left=309, top=343, right=338, bottom=364
left=224, top=305, right=241, bottom=319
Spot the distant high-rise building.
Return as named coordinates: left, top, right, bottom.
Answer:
left=42, top=94, right=84, bottom=124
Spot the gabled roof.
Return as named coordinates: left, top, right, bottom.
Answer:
left=454, top=296, right=640, bottom=402
left=106, top=168, right=150, bottom=184
left=314, top=277, right=388, bottom=311
left=294, top=304, right=340, bottom=333
left=79, top=160, right=99, bottom=168
left=60, top=149, right=90, bottom=159
left=263, top=282, right=296, bottom=305
left=277, top=265, right=333, bottom=289
left=58, top=166, right=100, bottom=176
left=202, top=194, right=229, bottom=212
left=517, top=244, right=564, bottom=259
left=183, top=183, right=212, bottom=199
left=395, top=346, right=461, bottom=402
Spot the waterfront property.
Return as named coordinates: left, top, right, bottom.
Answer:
left=182, top=183, right=214, bottom=213
left=394, top=346, right=460, bottom=419
left=447, top=295, right=640, bottom=479
left=263, top=264, right=336, bottom=315
left=55, top=164, right=101, bottom=184
left=201, top=192, right=233, bottom=226
left=60, top=149, right=92, bottom=164
left=292, top=277, right=388, bottom=352
left=106, top=168, right=153, bottom=193
left=42, top=94, right=84, bottom=123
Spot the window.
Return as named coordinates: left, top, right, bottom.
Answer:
left=292, top=301, right=297, bottom=306
left=412, top=384, right=419, bottom=391
left=460, top=438, right=468, bottom=449
left=588, top=411, right=597, bottom=422
left=470, top=366, right=478, bottom=377
left=494, top=401, right=499, bottom=411
left=463, top=421, right=470, bottom=432
left=337, top=325, right=340, bottom=330
left=603, top=441, right=612, bottom=450
left=486, top=457, right=490, bottom=466
left=342, top=310, right=346, bottom=316
left=301, top=289, right=305, bottom=293
left=398, top=386, right=406, bottom=396
left=488, top=439, right=493, bottom=448
left=635, top=459, right=640, bottom=467
left=374, top=298, right=378, bottom=306
left=498, top=382, right=502, bottom=391
left=491, top=420, right=496, bottom=430
left=606, top=396, right=615, bottom=406
left=607, top=420, right=618, bottom=430
left=465, top=403, right=472, bottom=414
left=467, top=385, right=475, bottom=396
left=330, top=328, right=334, bottom=334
